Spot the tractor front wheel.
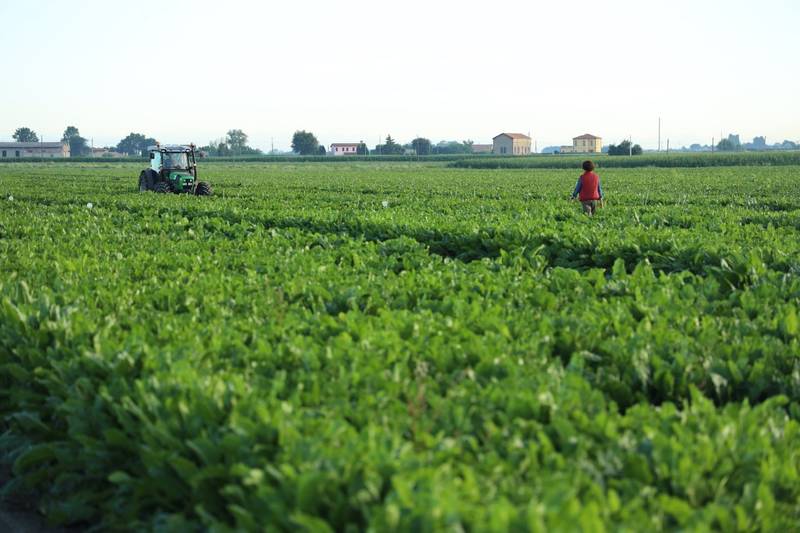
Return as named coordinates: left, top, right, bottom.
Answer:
left=195, top=182, right=213, bottom=196
left=154, top=182, right=171, bottom=194
left=138, top=170, right=155, bottom=192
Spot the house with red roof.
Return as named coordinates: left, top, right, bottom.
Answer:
left=561, top=134, right=602, bottom=154
left=330, top=143, right=360, bottom=156
left=492, top=133, right=531, bottom=156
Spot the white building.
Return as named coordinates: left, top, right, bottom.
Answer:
left=330, top=143, right=360, bottom=156
left=0, top=142, right=70, bottom=158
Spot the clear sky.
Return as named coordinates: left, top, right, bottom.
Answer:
left=1, top=0, right=797, bottom=151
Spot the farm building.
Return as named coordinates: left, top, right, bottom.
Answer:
left=91, top=147, right=126, bottom=158
left=562, top=134, right=602, bottom=154
left=471, top=144, right=493, bottom=154
left=330, top=143, right=360, bottom=156
left=0, top=142, right=69, bottom=158
left=492, top=133, right=531, bottom=156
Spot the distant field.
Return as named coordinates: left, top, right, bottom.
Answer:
left=1, top=162, right=798, bottom=530
left=3, top=149, right=799, bottom=168
left=448, top=150, right=800, bottom=169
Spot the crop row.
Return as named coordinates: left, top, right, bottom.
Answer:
left=3, top=150, right=800, bottom=168
left=449, top=150, right=800, bottom=169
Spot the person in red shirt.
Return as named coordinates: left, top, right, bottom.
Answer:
left=570, top=160, right=604, bottom=216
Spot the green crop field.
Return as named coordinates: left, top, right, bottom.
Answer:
left=1, top=162, right=799, bottom=531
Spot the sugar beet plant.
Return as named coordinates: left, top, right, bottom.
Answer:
left=0, top=162, right=799, bottom=530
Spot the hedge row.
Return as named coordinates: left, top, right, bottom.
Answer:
left=3, top=150, right=799, bottom=168
left=448, top=151, right=800, bottom=169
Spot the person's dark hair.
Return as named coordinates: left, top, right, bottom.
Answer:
left=582, top=160, right=595, bottom=172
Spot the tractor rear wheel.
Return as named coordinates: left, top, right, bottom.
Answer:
left=138, top=170, right=156, bottom=192
left=154, top=182, right=171, bottom=194
left=195, top=181, right=212, bottom=196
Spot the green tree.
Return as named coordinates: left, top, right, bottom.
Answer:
left=717, top=134, right=741, bottom=152
left=116, top=133, right=144, bottom=155
left=356, top=142, right=369, bottom=155
left=240, top=146, right=262, bottom=155
left=62, top=126, right=88, bottom=157
left=608, top=140, right=643, bottom=156
left=716, top=138, right=735, bottom=151
left=201, top=133, right=262, bottom=157
left=226, top=129, right=249, bottom=155
left=199, top=142, right=214, bottom=156
left=411, top=137, right=432, bottom=156
left=317, top=145, right=327, bottom=155
left=432, top=140, right=473, bottom=155
left=376, top=135, right=404, bottom=155
left=116, top=133, right=155, bottom=156
left=291, top=130, right=319, bottom=155
left=62, top=126, right=79, bottom=141
left=216, top=141, right=231, bottom=156
left=200, top=138, right=229, bottom=156
left=12, top=127, right=39, bottom=142
left=143, top=137, right=157, bottom=153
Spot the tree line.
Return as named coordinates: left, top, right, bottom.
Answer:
left=715, top=134, right=798, bottom=152
left=290, top=131, right=475, bottom=156
left=9, top=126, right=628, bottom=157
left=8, top=126, right=263, bottom=157
left=607, top=140, right=643, bottom=156
left=11, top=126, right=90, bottom=156
left=17, top=125, right=796, bottom=158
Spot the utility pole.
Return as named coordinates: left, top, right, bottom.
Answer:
left=270, top=137, right=274, bottom=155
left=629, top=135, right=632, bottom=156
left=712, top=137, right=715, bottom=153
left=658, top=117, right=661, bottom=152
left=666, top=138, right=670, bottom=154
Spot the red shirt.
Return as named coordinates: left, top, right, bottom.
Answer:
left=577, top=172, right=601, bottom=201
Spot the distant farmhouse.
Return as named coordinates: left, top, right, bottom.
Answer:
left=560, top=134, right=602, bottom=154
left=91, top=147, right=126, bottom=158
left=330, top=143, right=360, bottom=156
left=471, top=144, right=492, bottom=154
left=493, top=133, right=531, bottom=155
left=0, top=142, right=69, bottom=158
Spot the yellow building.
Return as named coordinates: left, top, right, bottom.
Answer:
left=571, top=134, right=602, bottom=153
left=492, top=133, right=531, bottom=156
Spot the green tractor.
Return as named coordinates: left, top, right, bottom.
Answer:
left=138, top=144, right=212, bottom=195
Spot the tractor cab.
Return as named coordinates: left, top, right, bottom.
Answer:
left=151, top=150, right=190, bottom=171
left=138, top=143, right=212, bottom=195
left=149, top=145, right=196, bottom=192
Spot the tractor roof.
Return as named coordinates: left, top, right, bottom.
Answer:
left=147, top=144, right=194, bottom=153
